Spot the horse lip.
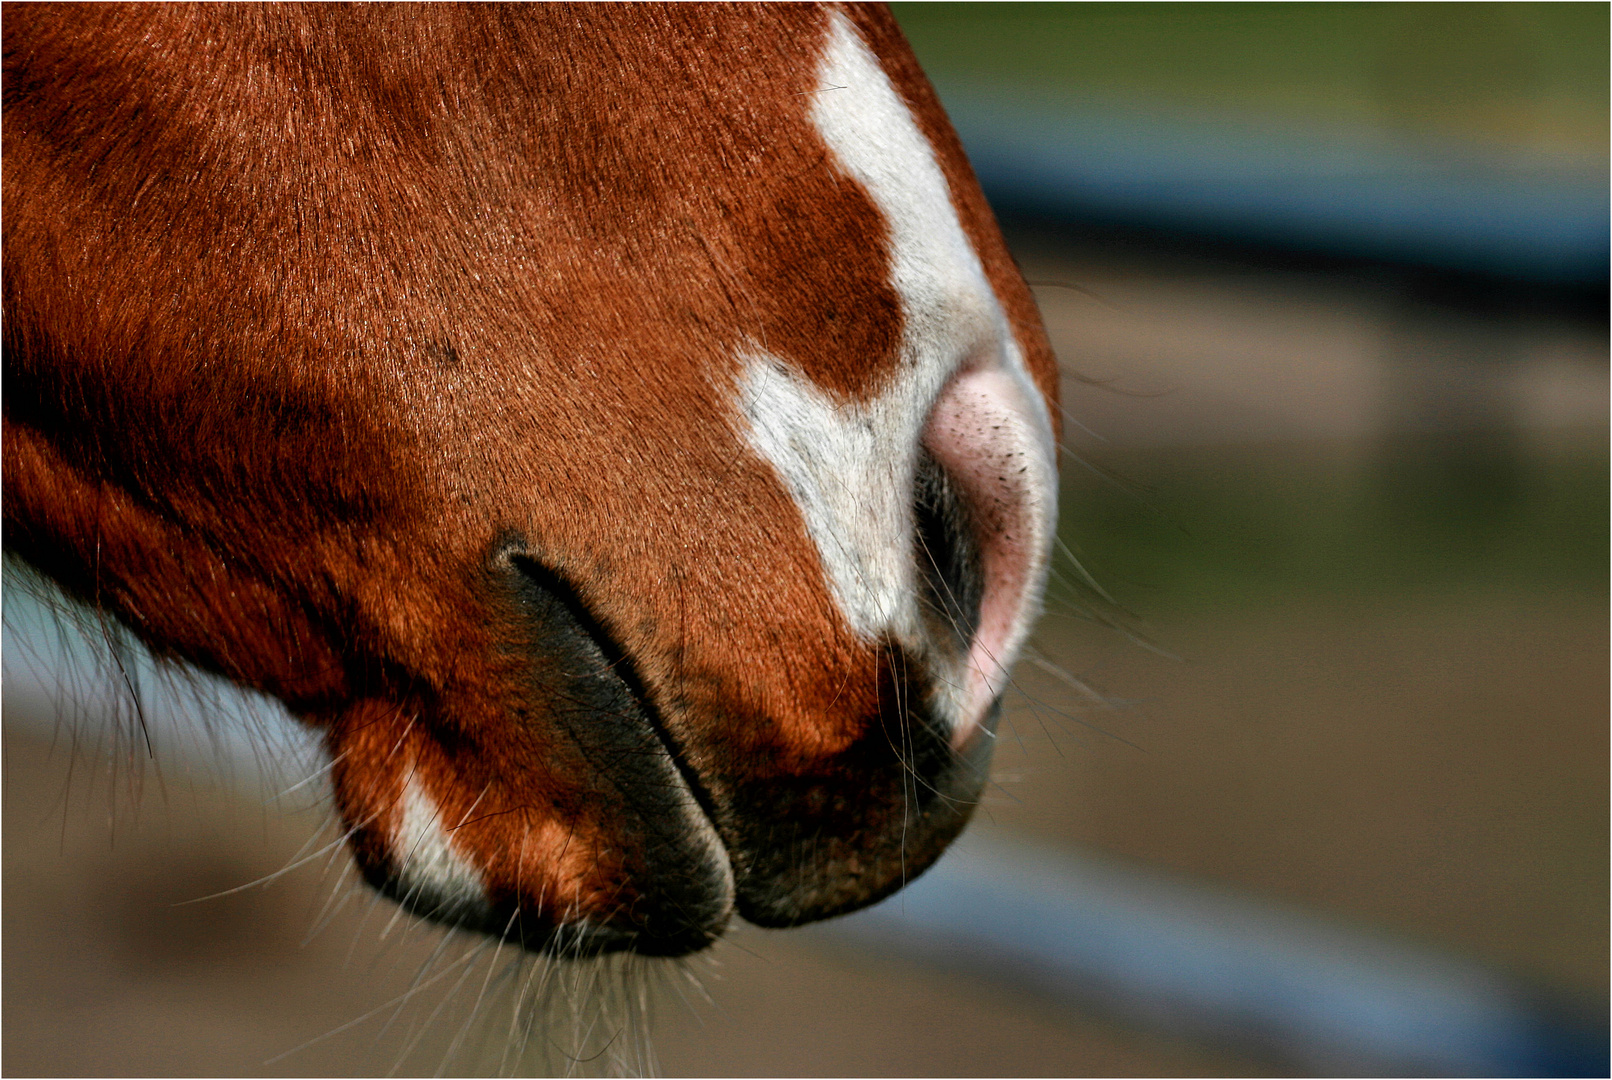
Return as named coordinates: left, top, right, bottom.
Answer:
left=722, top=691, right=1000, bottom=928
left=502, top=554, right=735, bottom=955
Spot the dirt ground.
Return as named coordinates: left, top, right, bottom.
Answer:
left=5, top=583, right=1602, bottom=1076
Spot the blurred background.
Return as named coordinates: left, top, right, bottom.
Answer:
left=5, top=3, right=1606, bottom=1076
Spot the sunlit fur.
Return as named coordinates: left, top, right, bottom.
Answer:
left=3, top=1, right=1062, bottom=973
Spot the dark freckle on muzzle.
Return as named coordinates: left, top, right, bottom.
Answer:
left=422, top=337, right=461, bottom=369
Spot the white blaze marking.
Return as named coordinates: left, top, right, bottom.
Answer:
left=741, top=358, right=921, bottom=642
left=740, top=12, right=1057, bottom=739
left=394, top=771, right=490, bottom=923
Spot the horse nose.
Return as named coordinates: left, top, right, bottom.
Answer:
left=919, top=357, right=1060, bottom=748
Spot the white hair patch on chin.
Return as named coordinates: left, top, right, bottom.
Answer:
left=393, top=771, right=491, bottom=924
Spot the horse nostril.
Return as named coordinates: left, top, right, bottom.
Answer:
left=920, top=361, right=1059, bottom=746
left=913, top=448, right=984, bottom=657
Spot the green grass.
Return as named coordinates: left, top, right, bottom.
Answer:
left=892, top=2, right=1609, bottom=152
left=1051, top=433, right=1608, bottom=615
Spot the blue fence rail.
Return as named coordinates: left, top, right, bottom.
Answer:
left=942, top=88, right=1609, bottom=287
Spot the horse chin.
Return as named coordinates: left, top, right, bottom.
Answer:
left=323, top=553, right=736, bottom=958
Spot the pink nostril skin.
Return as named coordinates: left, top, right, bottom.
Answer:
left=922, top=361, right=1059, bottom=748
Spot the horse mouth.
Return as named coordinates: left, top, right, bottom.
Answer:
left=344, top=496, right=1003, bottom=959
left=476, top=550, right=993, bottom=955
